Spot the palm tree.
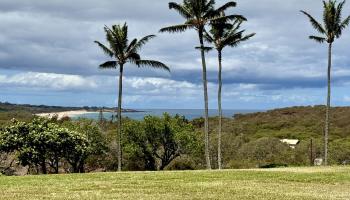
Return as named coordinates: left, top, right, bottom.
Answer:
left=95, top=23, right=169, bottom=171
left=160, top=0, right=243, bottom=170
left=204, top=16, right=255, bottom=169
left=301, top=0, right=350, bottom=166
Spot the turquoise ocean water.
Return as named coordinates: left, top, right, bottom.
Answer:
left=72, top=109, right=261, bottom=120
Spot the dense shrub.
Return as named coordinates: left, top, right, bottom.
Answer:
left=234, top=137, right=294, bottom=167
left=0, top=118, right=107, bottom=174
left=123, top=113, right=202, bottom=170
left=329, top=138, right=350, bottom=165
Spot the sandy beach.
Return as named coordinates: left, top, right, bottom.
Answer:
left=35, top=110, right=96, bottom=119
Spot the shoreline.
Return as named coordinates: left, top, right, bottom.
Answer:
left=35, top=110, right=96, bottom=119
left=35, top=109, right=145, bottom=120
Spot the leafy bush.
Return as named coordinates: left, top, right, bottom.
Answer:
left=0, top=118, right=107, bottom=174
left=329, top=138, right=350, bottom=165
left=235, top=137, right=293, bottom=167
left=123, top=113, right=201, bottom=170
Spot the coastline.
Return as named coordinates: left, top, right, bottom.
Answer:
left=35, top=110, right=96, bottom=119
left=35, top=109, right=145, bottom=119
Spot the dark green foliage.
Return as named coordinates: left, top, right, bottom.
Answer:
left=329, top=139, right=350, bottom=164
left=204, top=15, right=255, bottom=52
left=301, top=0, right=350, bottom=44
left=160, top=0, right=242, bottom=33
left=123, top=113, right=202, bottom=170
left=95, top=23, right=169, bottom=71
left=236, top=137, right=293, bottom=167
left=61, top=119, right=108, bottom=172
left=0, top=118, right=107, bottom=174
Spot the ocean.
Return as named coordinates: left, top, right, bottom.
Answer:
left=72, top=109, right=261, bottom=120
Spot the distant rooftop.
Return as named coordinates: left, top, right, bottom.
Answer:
left=280, top=139, right=300, bottom=148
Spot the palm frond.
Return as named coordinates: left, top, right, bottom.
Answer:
left=203, top=29, right=214, bottom=43
left=309, top=35, right=326, bottom=43
left=94, top=41, right=114, bottom=57
left=99, top=61, right=118, bottom=69
left=127, top=52, right=141, bottom=64
left=126, top=38, right=138, bottom=53
left=210, top=14, right=246, bottom=23
left=169, top=2, right=192, bottom=19
left=221, top=30, right=244, bottom=46
left=137, top=60, right=170, bottom=72
left=322, top=1, right=335, bottom=34
left=132, top=35, right=156, bottom=51
left=300, top=10, right=326, bottom=34
left=226, top=32, right=255, bottom=47
left=224, top=20, right=242, bottom=38
left=159, top=24, right=194, bottom=33
left=202, top=0, right=216, bottom=18
left=340, top=15, right=350, bottom=30
left=104, top=26, right=123, bottom=55
left=216, top=1, right=237, bottom=13
left=204, top=0, right=216, bottom=11
left=195, top=46, right=213, bottom=52
left=112, top=23, right=128, bottom=51
left=335, top=1, right=345, bottom=25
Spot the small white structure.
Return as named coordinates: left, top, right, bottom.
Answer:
left=280, top=139, right=300, bottom=149
left=314, top=158, right=323, bottom=166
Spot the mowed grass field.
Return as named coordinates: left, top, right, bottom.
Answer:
left=0, top=167, right=349, bottom=200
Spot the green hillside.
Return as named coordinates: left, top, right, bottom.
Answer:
left=201, top=106, right=350, bottom=168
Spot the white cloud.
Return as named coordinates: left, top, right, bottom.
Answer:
left=0, top=0, right=350, bottom=108
left=0, top=72, right=97, bottom=91
left=344, top=96, right=350, bottom=102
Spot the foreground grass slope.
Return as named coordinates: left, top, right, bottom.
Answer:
left=0, top=167, right=349, bottom=200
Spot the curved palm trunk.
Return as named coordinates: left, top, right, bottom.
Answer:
left=324, top=43, right=332, bottom=166
left=198, top=30, right=211, bottom=170
left=117, top=64, right=124, bottom=171
left=217, top=50, right=223, bottom=170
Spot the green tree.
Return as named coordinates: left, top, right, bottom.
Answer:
left=160, top=0, right=242, bottom=169
left=301, top=0, right=350, bottom=165
left=204, top=14, right=255, bottom=169
left=62, top=119, right=108, bottom=173
left=0, top=118, right=106, bottom=174
left=95, top=23, right=169, bottom=171
left=124, top=113, right=200, bottom=170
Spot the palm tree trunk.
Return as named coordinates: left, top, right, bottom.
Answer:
left=217, top=50, right=223, bottom=170
left=117, top=64, right=124, bottom=171
left=324, top=42, right=332, bottom=166
left=198, top=29, right=211, bottom=170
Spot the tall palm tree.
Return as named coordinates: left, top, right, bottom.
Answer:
left=204, top=16, right=255, bottom=169
left=301, top=0, right=350, bottom=166
left=160, top=0, right=243, bottom=170
left=95, top=23, right=169, bottom=171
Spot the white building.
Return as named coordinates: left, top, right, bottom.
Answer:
left=280, top=139, right=300, bottom=149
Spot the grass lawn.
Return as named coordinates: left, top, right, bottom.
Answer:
left=0, top=166, right=349, bottom=200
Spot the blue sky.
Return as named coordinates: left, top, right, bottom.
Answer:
left=0, top=0, right=350, bottom=109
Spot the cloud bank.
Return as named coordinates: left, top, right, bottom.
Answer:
left=0, top=0, right=350, bottom=109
